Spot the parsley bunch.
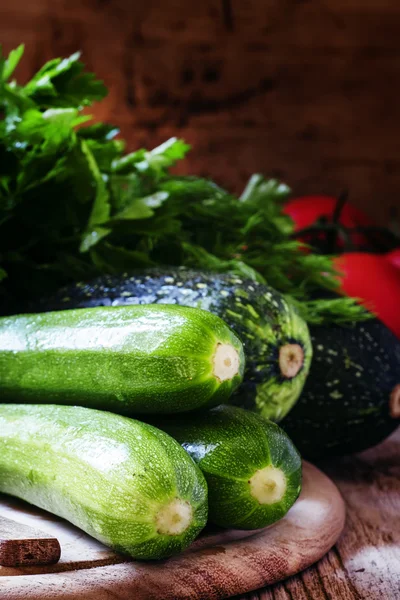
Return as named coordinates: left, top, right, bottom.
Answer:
left=0, top=46, right=368, bottom=323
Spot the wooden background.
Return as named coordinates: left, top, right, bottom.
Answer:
left=1, top=0, right=400, bottom=224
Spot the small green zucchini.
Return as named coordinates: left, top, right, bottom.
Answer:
left=154, top=405, right=302, bottom=530
left=0, top=404, right=208, bottom=559
left=0, top=304, right=244, bottom=414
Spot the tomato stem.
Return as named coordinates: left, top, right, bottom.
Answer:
left=327, top=191, right=349, bottom=253
left=291, top=224, right=400, bottom=254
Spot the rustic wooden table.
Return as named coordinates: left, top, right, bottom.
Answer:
left=237, top=427, right=400, bottom=600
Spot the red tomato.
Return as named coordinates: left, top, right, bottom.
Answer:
left=334, top=253, right=400, bottom=338
left=283, top=196, right=373, bottom=248
left=385, top=248, right=400, bottom=270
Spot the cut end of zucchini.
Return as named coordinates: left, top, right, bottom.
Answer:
left=156, top=498, right=193, bottom=536
left=249, top=465, right=287, bottom=505
left=213, top=343, right=240, bottom=382
left=390, top=384, right=400, bottom=419
left=279, top=343, right=304, bottom=380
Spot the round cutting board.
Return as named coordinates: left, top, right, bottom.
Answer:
left=0, top=462, right=345, bottom=600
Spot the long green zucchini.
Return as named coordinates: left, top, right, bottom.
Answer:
left=0, top=304, right=244, bottom=414
left=0, top=404, right=208, bottom=559
left=153, top=405, right=302, bottom=529
left=41, top=269, right=312, bottom=421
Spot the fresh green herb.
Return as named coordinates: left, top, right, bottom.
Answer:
left=0, top=46, right=370, bottom=323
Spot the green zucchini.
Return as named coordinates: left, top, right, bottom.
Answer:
left=41, top=269, right=312, bottom=421
left=0, top=304, right=244, bottom=414
left=282, top=319, right=400, bottom=458
left=0, top=404, right=208, bottom=559
left=153, top=405, right=302, bottom=529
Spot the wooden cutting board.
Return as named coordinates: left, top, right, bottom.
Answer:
left=0, top=516, right=61, bottom=567
left=0, top=462, right=345, bottom=600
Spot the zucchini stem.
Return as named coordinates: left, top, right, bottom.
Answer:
left=390, top=384, right=400, bottom=419
left=279, top=343, right=304, bottom=379
left=156, top=499, right=193, bottom=536
left=213, top=343, right=240, bottom=382
left=249, top=465, right=287, bottom=505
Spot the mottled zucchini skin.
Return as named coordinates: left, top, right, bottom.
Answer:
left=0, top=304, right=244, bottom=414
left=0, top=404, right=208, bottom=559
left=282, top=319, right=400, bottom=459
left=153, top=405, right=302, bottom=529
left=41, top=269, right=312, bottom=421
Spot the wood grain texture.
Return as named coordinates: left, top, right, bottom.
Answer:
left=0, top=517, right=61, bottom=567
left=0, top=499, right=265, bottom=575
left=236, top=427, right=400, bottom=600
left=0, top=462, right=345, bottom=599
left=1, top=0, right=400, bottom=224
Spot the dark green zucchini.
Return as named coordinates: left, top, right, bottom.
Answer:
left=282, top=319, right=400, bottom=458
left=0, top=404, right=208, bottom=559
left=153, top=405, right=302, bottom=529
left=0, top=304, right=244, bottom=414
left=41, top=269, right=312, bottom=421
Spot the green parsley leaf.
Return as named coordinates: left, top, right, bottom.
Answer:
left=2, top=44, right=25, bottom=82
left=112, top=137, right=190, bottom=177
left=91, top=242, right=155, bottom=273
left=79, top=140, right=111, bottom=252
left=24, top=52, right=107, bottom=108
left=77, top=123, right=121, bottom=141
left=110, top=191, right=169, bottom=222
